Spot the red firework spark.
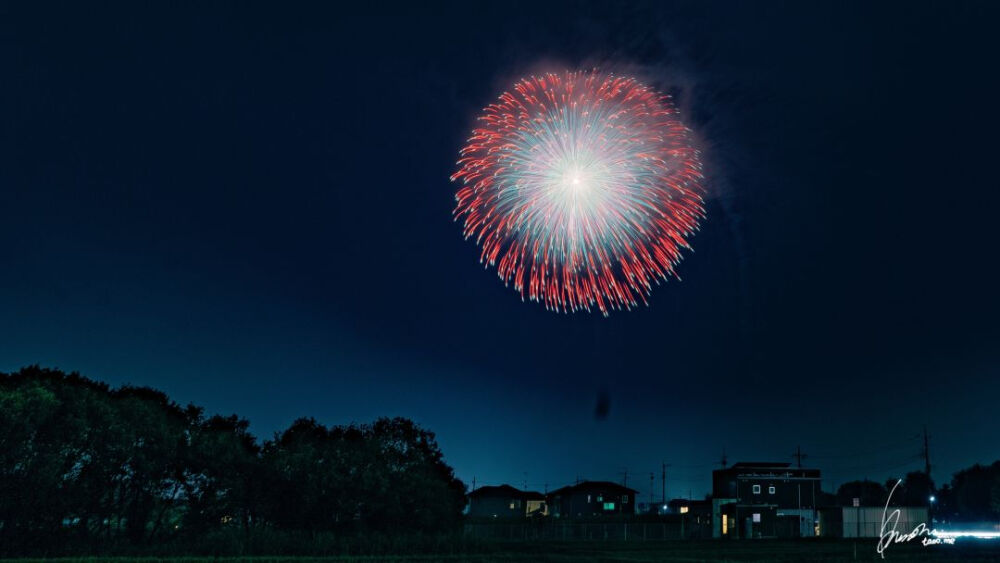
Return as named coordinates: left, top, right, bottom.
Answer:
left=451, top=70, right=705, bottom=315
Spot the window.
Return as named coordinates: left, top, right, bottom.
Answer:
left=596, top=495, right=603, bottom=502
left=722, top=514, right=728, bottom=535
left=603, top=502, right=615, bottom=510
left=768, top=486, right=776, bottom=495
left=679, top=506, right=689, bottom=514
left=752, top=513, right=761, bottom=523
left=752, top=484, right=761, bottom=494
left=587, top=495, right=591, bottom=503
left=509, top=501, right=515, bottom=509
left=622, top=495, right=629, bottom=503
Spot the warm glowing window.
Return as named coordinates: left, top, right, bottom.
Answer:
left=722, top=514, right=728, bottom=535
left=509, top=501, right=515, bottom=509
left=752, top=484, right=761, bottom=494
left=680, top=506, right=689, bottom=514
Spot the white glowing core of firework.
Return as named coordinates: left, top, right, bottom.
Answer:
left=515, top=126, right=639, bottom=252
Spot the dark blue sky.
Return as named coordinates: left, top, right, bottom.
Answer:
left=2, top=1, right=998, bottom=498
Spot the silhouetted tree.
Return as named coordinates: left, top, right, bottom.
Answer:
left=836, top=480, right=888, bottom=506
left=0, top=365, right=477, bottom=556
left=896, top=471, right=935, bottom=507
left=259, top=417, right=466, bottom=535
left=179, top=412, right=261, bottom=538
left=948, top=462, right=1000, bottom=521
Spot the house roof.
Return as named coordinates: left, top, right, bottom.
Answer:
left=468, top=484, right=520, bottom=498
left=547, top=480, right=639, bottom=497
left=468, top=484, right=545, bottom=500
left=729, top=462, right=791, bottom=468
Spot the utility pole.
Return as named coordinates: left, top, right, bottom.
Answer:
left=793, top=446, right=808, bottom=468
left=923, top=426, right=932, bottom=479
left=661, top=462, right=671, bottom=505
left=472, top=476, right=476, bottom=492
left=649, top=473, right=655, bottom=508
left=523, top=472, right=528, bottom=491
left=720, top=449, right=728, bottom=469
left=620, top=469, right=628, bottom=488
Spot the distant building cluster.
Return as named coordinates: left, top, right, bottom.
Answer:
left=466, top=461, right=928, bottom=540
left=469, top=481, right=639, bottom=519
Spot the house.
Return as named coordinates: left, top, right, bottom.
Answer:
left=668, top=498, right=712, bottom=517
left=467, top=485, right=547, bottom=518
left=546, top=481, right=639, bottom=518
left=711, top=462, right=822, bottom=538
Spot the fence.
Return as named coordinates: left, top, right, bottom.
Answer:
left=464, top=519, right=711, bottom=541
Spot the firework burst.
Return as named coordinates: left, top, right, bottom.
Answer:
left=451, top=70, right=705, bottom=315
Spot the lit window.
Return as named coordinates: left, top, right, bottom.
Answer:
left=752, top=484, right=761, bottom=494
left=597, top=495, right=603, bottom=502
left=753, top=513, right=761, bottom=523
left=769, top=486, right=776, bottom=494
left=587, top=495, right=591, bottom=503
left=603, top=502, right=615, bottom=510
left=509, top=501, right=515, bottom=509
left=680, top=506, right=689, bottom=514
left=722, top=514, right=728, bottom=535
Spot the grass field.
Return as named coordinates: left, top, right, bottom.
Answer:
left=6, top=539, right=1000, bottom=563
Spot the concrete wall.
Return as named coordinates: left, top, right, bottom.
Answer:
left=819, top=506, right=929, bottom=538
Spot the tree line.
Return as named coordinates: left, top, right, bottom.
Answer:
left=836, top=465, right=1000, bottom=522
left=0, top=366, right=467, bottom=557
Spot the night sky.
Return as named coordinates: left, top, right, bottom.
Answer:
left=3, top=1, right=998, bottom=499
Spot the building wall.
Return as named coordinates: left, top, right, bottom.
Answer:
left=819, top=507, right=929, bottom=538
left=719, top=505, right=779, bottom=539
left=711, top=498, right=737, bottom=538
left=550, top=489, right=636, bottom=517
left=713, top=467, right=821, bottom=509
left=776, top=508, right=817, bottom=537
left=468, top=496, right=522, bottom=518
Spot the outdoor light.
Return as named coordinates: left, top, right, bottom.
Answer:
left=929, top=495, right=936, bottom=502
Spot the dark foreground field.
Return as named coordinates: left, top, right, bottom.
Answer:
left=6, top=539, right=1000, bottom=563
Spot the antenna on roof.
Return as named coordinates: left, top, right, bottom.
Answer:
left=792, top=446, right=808, bottom=468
